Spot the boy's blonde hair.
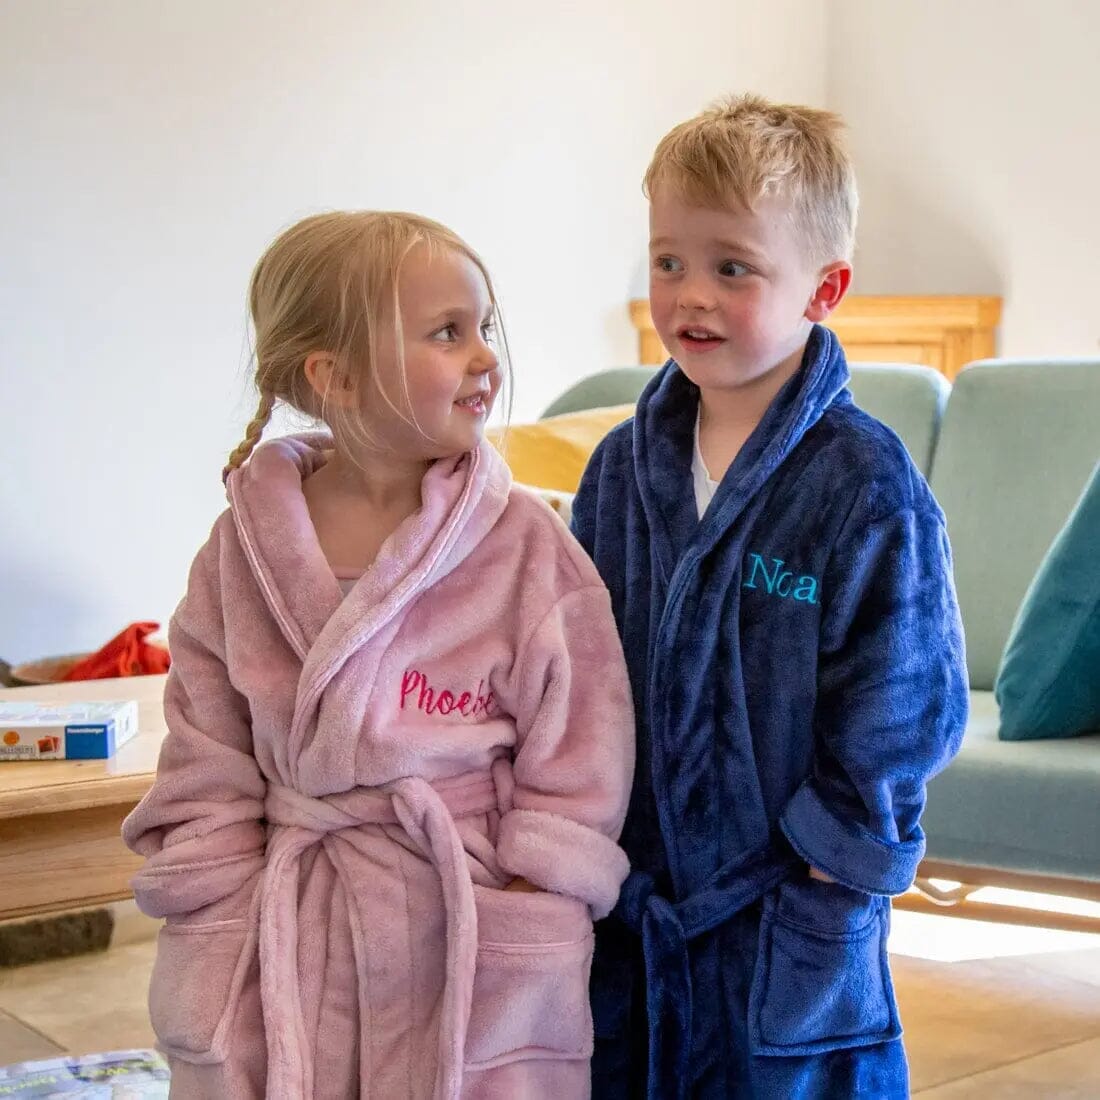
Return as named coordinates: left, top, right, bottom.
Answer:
left=224, top=210, right=508, bottom=481
left=644, top=93, right=858, bottom=264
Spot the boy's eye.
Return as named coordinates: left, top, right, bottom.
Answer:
left=719, top=260, right=751, bottom=278
left=653, top=255, right=682, bottom=274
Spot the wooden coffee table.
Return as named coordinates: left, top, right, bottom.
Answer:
left=0, top=675, right=167, bottom=922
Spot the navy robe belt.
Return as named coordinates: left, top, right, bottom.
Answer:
left=617, top=841, right=802, bottom=1100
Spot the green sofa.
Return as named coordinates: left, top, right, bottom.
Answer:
left=542, top=358, right=1100, bottom=900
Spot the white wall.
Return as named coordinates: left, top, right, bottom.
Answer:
left=0, top=0, right=826, bottom=662
left=830, top=0, right=1100, bottom=358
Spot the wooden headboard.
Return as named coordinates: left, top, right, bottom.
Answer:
left=628, top=295, right=1002, bottom=382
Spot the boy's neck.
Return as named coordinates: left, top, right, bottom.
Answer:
left=696, top=340, right=807, bottom=483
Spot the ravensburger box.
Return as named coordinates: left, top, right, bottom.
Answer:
left=0, top=701, right=139, bottom=760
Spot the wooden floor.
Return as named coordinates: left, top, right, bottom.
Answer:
left=2, top=901, right=1099, bottom=1095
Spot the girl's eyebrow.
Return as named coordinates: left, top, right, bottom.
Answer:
left=424, top=304, right=479, bottom=324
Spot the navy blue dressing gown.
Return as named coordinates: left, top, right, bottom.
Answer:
left=573, top=326, right=968, bottom=1099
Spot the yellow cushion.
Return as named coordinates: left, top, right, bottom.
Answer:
left=490, top=405, right=635, bottom=494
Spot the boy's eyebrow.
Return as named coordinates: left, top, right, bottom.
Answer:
left=715, top=238, right=766, bottom=262
left=650, top=235, right=767, bottom=262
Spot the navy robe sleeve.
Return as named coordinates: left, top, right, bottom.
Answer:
left=571, top=437, right=605, bottom=557
left=779, top=501, right=969, bottom=895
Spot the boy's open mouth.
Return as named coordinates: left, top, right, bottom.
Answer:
left=676, top=325, right=726, bottom=352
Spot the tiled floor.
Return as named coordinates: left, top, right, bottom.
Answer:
left=1, top=906, right=1098, bottom=1095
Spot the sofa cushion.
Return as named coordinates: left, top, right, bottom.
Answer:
left=847, top=364, right=950, bottom=477
left=922, top=691, right=1100, bottom=881
left=540, top=367, right=658, bottom=419
left=929, top=359, right=1100, bottom=689
left=492, top=405, right=634, bottom=494
left=996, top=462, right=1100, bottom=740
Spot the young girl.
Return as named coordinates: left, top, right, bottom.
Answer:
left=122, top=211, right=635, bottom=1099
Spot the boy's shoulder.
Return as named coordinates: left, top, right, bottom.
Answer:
left=806, top=400, right=941, bottom=523
left=574, top=415, right=637, bottom=501
left=589, top=415, right=636, bottom=466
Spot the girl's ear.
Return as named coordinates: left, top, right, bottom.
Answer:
left=304, top=352, right=357, bottom=409
left=804, top=261, right=852, bottom=323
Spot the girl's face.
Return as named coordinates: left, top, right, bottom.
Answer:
left=368, top=243, right=501, bottom=460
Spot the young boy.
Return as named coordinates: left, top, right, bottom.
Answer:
left=573, top=95, right=969, bottom=1099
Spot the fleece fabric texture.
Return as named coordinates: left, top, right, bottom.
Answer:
left=122, top=434, right=634, bottom=1100
left=572, top=325, right=969, bottom=1100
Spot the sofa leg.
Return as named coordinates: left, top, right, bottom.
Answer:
left=912, top=878, right=982, bottom=906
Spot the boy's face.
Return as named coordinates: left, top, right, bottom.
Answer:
left=648, top=190, right=848, bottom=394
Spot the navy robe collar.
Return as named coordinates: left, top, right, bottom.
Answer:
left=633, top=323, right=851, bottom=588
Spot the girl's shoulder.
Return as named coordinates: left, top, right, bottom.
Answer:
left=486, top=483, right=606, bottom=596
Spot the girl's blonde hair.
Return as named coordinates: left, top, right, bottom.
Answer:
left=644, top=93, right=859, bottom=264
left=223, top=210, right=509, bottom=481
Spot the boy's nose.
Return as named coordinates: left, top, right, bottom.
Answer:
left=677, top=275, right=718, bottom=312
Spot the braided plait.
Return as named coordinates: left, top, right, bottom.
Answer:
left=222, top=390, right=276, bottom=483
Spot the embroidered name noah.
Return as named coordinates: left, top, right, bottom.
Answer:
left=742, top=552, right=820, bottom=605
left=399, top=670, right=497, bottom=719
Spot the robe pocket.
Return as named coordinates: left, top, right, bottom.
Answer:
left=465, top=885, right=595, bottom=1068
left=148, top=918, right=254, bottom=1064
left=748, top=877, right=901, bottom=1058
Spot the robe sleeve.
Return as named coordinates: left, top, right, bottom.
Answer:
left=495, top=585, right=635, bottom=918
left=779, top=504, right=969, bottom=896
left=121, top=522, right=267, bottom=920
left=570, top=434, right=609, bottom=557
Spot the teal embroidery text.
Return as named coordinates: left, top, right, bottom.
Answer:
left=742, top=553, right=819, bottom=605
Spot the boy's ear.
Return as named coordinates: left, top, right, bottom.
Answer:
left=304, top=352, right=357, bottom=409
left=804, top=261, right=852, bottom=323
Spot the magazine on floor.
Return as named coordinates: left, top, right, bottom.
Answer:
left=0, top=1049, right=169, bottom=1098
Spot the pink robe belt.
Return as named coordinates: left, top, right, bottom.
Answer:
left=260, top=766, right=510, bottom=1100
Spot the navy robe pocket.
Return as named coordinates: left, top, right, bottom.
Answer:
left=748, top=877, right=901, bottom=1057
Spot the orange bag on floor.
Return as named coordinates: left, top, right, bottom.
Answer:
left=62, top=622, right=171, bottom=681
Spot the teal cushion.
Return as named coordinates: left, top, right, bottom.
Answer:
left=929, top=359, right=1100, bottom=689
left=847, top=364, right=949, bottom=477
left=995, top=463, right=1100, bottom=739
left=923, top=691, right=1100, bottom=880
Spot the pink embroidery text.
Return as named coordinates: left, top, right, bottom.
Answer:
left=399, top=670, right=496, bottom=719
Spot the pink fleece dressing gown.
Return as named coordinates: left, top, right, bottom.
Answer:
left=121, top=433, right=635, bottom=1100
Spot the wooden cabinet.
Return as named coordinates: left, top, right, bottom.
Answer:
left=629, top=295, right=1002, bottom=382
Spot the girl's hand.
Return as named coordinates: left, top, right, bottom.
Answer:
left=504, top=876, right=540, bottom=893
left=808, top=865, right=835, bottom=883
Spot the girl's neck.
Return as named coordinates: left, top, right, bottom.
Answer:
left=314, top=447, right=430, bottom=510
left=303, top=446, right=433, bottom=576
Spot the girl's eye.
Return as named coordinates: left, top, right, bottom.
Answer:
left=432, top=323, right=458, bottom=342
left=481, top=321, right=496, bottom=343
left=719, top=260, right=750, bottom=278
left=653, top=255, right=682, bottom=274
